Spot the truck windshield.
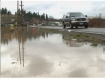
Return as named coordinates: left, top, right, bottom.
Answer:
left=70, top=13, right=84, bottom=17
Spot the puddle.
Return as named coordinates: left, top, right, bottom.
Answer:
left=1, top=27, right=105, bottom=78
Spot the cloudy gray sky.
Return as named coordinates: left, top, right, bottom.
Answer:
left=1, top=0, right=105, bottom=19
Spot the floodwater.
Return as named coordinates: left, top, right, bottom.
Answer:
left=1, top=27, right=105, bottom=78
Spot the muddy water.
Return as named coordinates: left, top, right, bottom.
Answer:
left=1, top=27, right=105, bottom=78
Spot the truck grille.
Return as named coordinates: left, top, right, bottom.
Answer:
left=76, top=18, right=86, bottom=21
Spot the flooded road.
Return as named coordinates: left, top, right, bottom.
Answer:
left=1, top=27, right=105, bottom=78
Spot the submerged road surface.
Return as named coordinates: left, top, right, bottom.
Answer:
left=38, top=26, right=105, bottom=35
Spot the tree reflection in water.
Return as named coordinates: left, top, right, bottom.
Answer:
left=1, top=27, right=51, bottom=61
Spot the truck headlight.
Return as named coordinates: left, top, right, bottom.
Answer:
left=71, top=19, right=76, bottom=23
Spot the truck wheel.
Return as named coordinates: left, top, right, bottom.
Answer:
left=85, top=25, right=88, bottom=28
left=63, top=24, right=66, bottom=29
left=69, top=23, right=73, bottom=29
left=75, top=26, right=78, bottom=29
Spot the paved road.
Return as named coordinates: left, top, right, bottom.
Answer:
left=38, top=26, right=105, bottom=35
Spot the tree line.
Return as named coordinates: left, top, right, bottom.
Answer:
left=1, top=7, right=11, bottom=14
left=1, top=7, right=62, bottom=25
left=1, top=7, right=49, bottom=22
left=16, top=9, right=48, bottom=22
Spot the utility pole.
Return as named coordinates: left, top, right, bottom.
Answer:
left=17, top=1, right=19, bottom=27
left=19, top=1, right=24, bottom=26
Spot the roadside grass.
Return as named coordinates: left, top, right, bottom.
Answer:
left=89, top=18, right=105, bottom=28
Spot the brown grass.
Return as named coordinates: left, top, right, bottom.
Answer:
left=89, top=18, right=105, bottom=28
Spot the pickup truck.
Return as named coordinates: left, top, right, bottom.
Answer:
left=62, top=12, right=89, bottom=29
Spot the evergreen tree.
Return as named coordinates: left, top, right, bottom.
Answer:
left=1, top=8, right=4, bottom=14
left=33, top=12, right=35, bottom=18
left=37, top=12, right=40, bottom=19
left=35, top=12, right=37, bottom=18
left=4, top=7, right=7, bottom=14
left=0, top=9, right=1, bottom=12
left=46, top=14, right=48, bottom=20
left=7, top=10, right=11, bottom=15
left=43, top=13, right=45, bottom=20
left=1, top=7, right=10, bottom=14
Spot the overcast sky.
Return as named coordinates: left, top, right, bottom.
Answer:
left=1, top=0, right=105, bottom=19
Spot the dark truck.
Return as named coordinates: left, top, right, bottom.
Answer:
left=62, top=12, right=89, bottom=29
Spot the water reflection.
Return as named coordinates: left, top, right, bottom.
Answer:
left=23, top=56, right=53, bottom=77
left=1, top=27, right=102, bottom=48
left=1, top=27, right=105, bottom=77
left=16, top=30, right=24, bottom=67
left=68, top=68, right=88, bottom=77
left=15, top=30, right=20, bottom=64
left=1, top=31, right=14, bottom=45
left=1, top=27, right=53, bottom=45
left=62, top=34, right=83, bottom=47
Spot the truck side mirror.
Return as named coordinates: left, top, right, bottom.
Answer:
left=85, top=15, right=87, bottom=17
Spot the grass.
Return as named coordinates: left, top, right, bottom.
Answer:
left=91, top=43, right=98, bottom=47
left=89, top=18, right=105, bottom=28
